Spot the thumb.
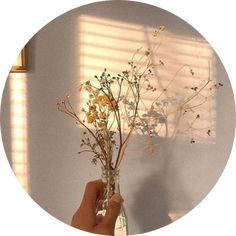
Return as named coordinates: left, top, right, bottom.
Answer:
left=102, top=193, right=124, bottom=229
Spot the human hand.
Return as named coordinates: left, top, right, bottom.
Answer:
left=71, top=180, right=124, bottom=235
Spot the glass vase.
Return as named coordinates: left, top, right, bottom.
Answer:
left=96, top=167, right=128, bottom=236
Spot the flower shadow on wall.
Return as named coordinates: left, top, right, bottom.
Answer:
left=76, top=14, right=218, bottom=150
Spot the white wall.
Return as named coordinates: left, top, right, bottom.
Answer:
left=1, top=1, right=235, bottom=234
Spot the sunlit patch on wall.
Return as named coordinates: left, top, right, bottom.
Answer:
left=77, top=15, right=217, bottom=144
left=9, top=73, right=28, bottom=192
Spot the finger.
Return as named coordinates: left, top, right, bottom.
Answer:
left=77, top=180, right=103, bottom=227
left=101, top=193, right=124, bottom=230
left=80, top=179, right=103, bottom=213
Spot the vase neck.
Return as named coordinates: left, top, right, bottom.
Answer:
left=101, top=167, right=120, bottom=194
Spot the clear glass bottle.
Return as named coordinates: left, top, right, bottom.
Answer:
left=96, top=167, right=128, bottom=236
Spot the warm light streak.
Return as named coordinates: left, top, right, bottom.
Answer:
left=9, top=73, right=28, bottom=192
left=78, top=15, right=216, bottom=143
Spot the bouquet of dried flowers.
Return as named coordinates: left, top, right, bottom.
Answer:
left=56, top=26, right=223, bottom=172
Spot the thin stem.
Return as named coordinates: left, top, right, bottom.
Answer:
left=58, top=99, right=107, bottom=157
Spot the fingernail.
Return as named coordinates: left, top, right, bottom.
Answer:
left=110, top=193, right=124, bottom=204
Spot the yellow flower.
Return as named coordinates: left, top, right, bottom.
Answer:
left=99, top=112, right=106, bottom=120
left=99, top=95, right=108, bottom=106
left=92, top=95, right=103, bottom=105
left=98, top=121, right=106, bottom=128
left=87, top=115, right=95, bottom=123
left=92, top=95, right=107, bottom=106
left=86, top=112, right=96, bottom=123
left=91, top=94, right=118, bottom=111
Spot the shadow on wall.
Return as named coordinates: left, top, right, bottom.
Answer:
left=130, top=172, right=172, bottom=232
left=124, top=136, right=189, bottom=233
